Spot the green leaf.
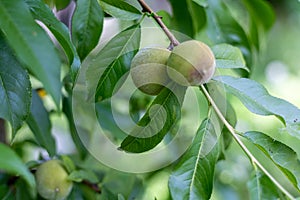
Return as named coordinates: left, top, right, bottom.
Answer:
left=55, top=0, right=71, bottom=10
left=213, top=76, right=300, bottom=138
left=205, top=0, right=252, bottom=66
left=68, top=169, right=99, bottom=183
left=247, top=170, right=282, bottom=200
left=61, top=155, right=76, bottom=174
left=26, top=90, right=56, bottom=157
left=25, top=0, right=81, bottom=81
left=156, top=10, right=172, bottom=27
left=120, top=83, right=186, bottom=153
left=99, top=0, right=141, bottom=20
left=0, top=33, right=31, bottom=136
left=95, top=101, right=128, bottom=141
left=187, top=0, right=206, bottom=35
left=0, top=0, right=61, bottom=106
left=168, top=0, right=194, bottom=37
left=244, top=131, right=300, bottom=189
left=192, top=0, right=208, bottom=7
left=85, top=24, right=141, bottom=102
left=211, top=43, right=248, bottom=71
left=62, top=96, right=88, bottom=159
left=15, top=179, right=36, bottom=200
left=169, top=119, right=220, bottom=200
left=0, top=143, right=36, bottom=197
left=243, top=0, right=274, bottom=50
left=72, top=0, right=104, bottom=60
left=242, top=0, right=274, bottom=31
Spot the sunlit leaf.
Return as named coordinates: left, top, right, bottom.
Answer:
left=0, top=0, right=61, bottom=106
left=99, top=0, right=141, bottom=20
left=169, top=119, right=220, bottom=200
left=26, top=0, right=81, bottom=81
left=0, top=143, right=36, bottom=197
left=120, top=82, right=186, bottom=153
left=212, top=43, right=248, bottom=71
left=85, top=24, right=141, bottom=102
left=26, top=90, right=56, bottom=157
left=214, top=76, right=300, bottom=138
left=72, top=0, right=104, bottom=60
left=244, top=131, right=300, bottom=189
left=0, top=33, right=31, bottom=136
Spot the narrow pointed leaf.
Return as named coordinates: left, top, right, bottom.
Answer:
left=168, top=0, right=194, bottom=37
left=169, top=119, right=220, bottom=200
left=25, top=0, right=80, bottom=81
left=72, top=0, right=104, bottom=60
left=244, top=131, right=300, bottom=189
left=247, top=170, right=282, bottom=200
left=26, top=90, right=56, bottom=157
left=85, top=24, right=141, bottom=102
left=212, top=43, right=248, bottom=71
left=0, top=143, right=36, bottom=196
left=242, top=0, right=275, bottom=31
left=0, top=0, right=61, bottom=106
left=120, top=83, right=186, bottom=153
left=186, top=0, right=206, bottom=35
left=99, top=0, right=141, bottom=20
left=214, top=76, right=300, bottom=138
left=0, top=33, right=31, bottom=136
left=63, top=96, right=88, bottom=159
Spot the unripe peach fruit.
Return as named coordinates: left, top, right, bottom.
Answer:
left=130, top=47, right=171, bottom=95
left=167, top=40, right=216, bottom=86
left=35, top=160, right=73, bottom=200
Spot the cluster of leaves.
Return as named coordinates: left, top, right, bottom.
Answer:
left=0, top=0, right=300, bottom=199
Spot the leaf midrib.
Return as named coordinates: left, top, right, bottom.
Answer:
left=188, top=120, right=210, bottom=199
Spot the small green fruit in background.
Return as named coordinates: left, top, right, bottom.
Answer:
left=35, top=160, right=73, bottom=200
left=167, top=40, right=216, bottom=86
left=130, top=47, right=171, bottom=95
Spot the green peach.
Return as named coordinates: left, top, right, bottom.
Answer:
left=35, top=160, right=73, bottom=200
left=167, top=40, right=216, bottom=86
left=130, top=47, right=171, bottom=95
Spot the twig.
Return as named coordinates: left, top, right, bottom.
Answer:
left=137, top=0, right=179, bottom=50
left=200, top=85, right=295, bottom=200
